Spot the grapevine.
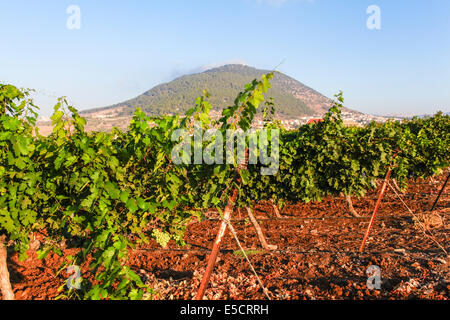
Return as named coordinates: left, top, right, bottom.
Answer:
left=0, top=74, right=448, bottom=300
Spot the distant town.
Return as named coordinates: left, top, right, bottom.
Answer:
left=36, top=109, right=407, bottom=136
left=272, top=111, right=404, bottom=130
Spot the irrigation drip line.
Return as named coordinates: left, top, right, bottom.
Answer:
left=132, top=246, right=446, bottom=257
left=270, top=247, right=446, bottom=257
left=203, top=213, right=445, bottom=222
left=205, top=216, right=370, bottom=222
left=327, top=192, right=440, bottom=202
left=231, top=192, right=449, bottom=213
left=317, top=193, right=449, bottom=202
left=413, top=180, right=450, bottom=185
left=379, top=192, right=449, bottom=197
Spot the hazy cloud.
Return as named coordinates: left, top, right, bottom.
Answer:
left=169, top=59, right=248, bottom=80
left=199, top=59, right=248, bottom=72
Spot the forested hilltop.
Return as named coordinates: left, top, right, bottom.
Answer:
left=82, top=64, right=340, bottom=118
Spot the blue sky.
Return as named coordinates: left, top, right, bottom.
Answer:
left=1, top=0, right=449, bottom=116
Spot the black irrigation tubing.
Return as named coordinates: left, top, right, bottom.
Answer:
left=347, top=192, right=449, bottom=200
left=203, top=216, right=407, bottom=222
left=247, top=193, right=449, bottom=206
left=269, top=248, right=446, bottom=256
left=203, top=208, right=450, bottom=222
left=384, top=192, right=449, bottom=196
left=413, top=180, right=450, bottom=184
left=133, top=246, right=446, bottom=257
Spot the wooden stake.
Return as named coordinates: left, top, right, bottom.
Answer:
left=195, top=188, right=238, bottom=300
left=271, top=200, right=282, bottom=219
left=0, top=236, right=14, bottom=300
left=359, top=169, right=391, bottom=253
left=345, top=195, right=361, bottom=218
left=246, top=207, right=277, bottom=251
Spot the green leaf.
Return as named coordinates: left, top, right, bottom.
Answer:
left=240, top=169, right=250, bottom=185
left=137, top=198, right=149, bottom=211
left=120, top=191, right=130, bottom=203
left=126, top=199, right=138, bottom=213
left=104, top=182, right=120, bottom=200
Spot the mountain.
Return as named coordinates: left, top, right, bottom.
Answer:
left=82, top=64, right=340, bottom=118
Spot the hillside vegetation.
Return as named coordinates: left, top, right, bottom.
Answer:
left=83, top=65, right=334, bottom=118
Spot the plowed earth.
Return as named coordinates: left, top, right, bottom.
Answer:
left=4, top=174, right=449, bottom=300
